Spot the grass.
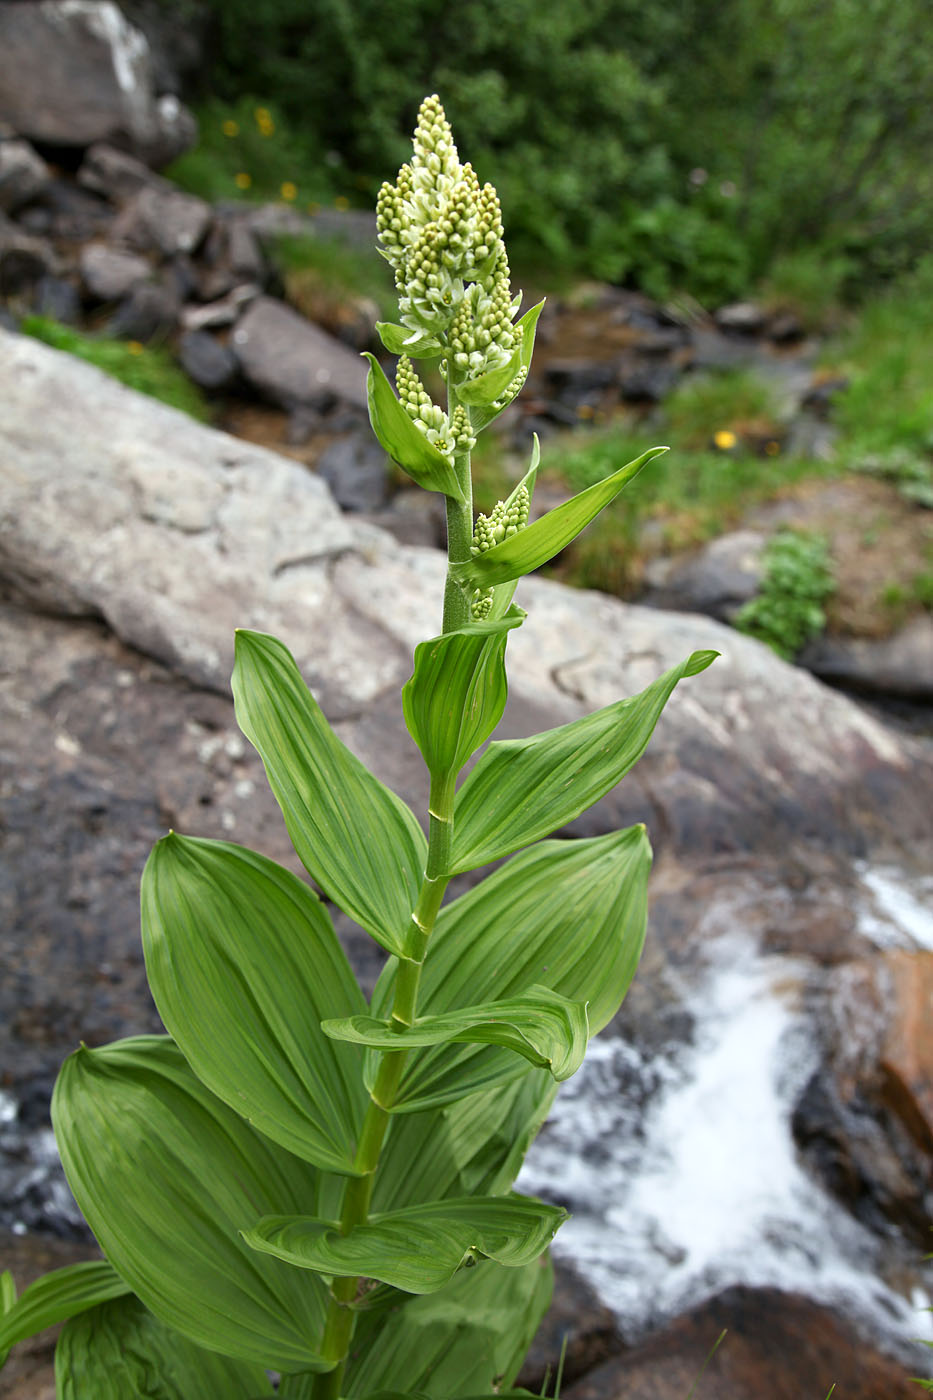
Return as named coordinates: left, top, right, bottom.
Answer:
left=165, top=97, right=344, bottom=210
left=270, top=232, right=397, bottom=327
left=20, top=316, right=210, bottom=422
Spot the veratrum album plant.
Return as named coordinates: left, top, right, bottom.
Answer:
left=0, top=96, right=714, bottom=1398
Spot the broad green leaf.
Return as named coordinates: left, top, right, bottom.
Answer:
left=343, top=1255, right=553, bottom=1397
left=450, top=649, right=718, bottom=872
left=0, top=1269, right=14, bottom=1368
left=452, top=446, right=667, bottom=592
left=371, top=829, right=650, bottom=1112
left=0, top=1260, right=128, bottom=1357
left=375, top=321, right=442, bottom=357
left=363, top=353, right=465, bottom=499
left=323, top=985, right=586, bottom=1083
left=141, top=835, right=367, bottom=1174
left=469, top=300, right=545, bottom=433
left=402, top=607, right=524, bottom=784
left=244, top=1195, right=566, bottom=1295
left=232, top=630, right=427, bottom=956
left=52, top=1036, right=334, bottom=1374
left=55, top=1295, right=273, bottom=1399
left=374, top=1070, right=556, bottom=1211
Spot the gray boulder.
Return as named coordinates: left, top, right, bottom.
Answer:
left=231, top=295, right=369, bottom=411
left=0, top=139, right=51, bottom=214
left=0, top=2, right=196, bottom=167
left=79, top=241, right=151, bottom=302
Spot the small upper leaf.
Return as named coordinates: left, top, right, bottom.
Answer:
left=449, top=650, right=718, bottom=873
left=233, top=630, right=427, bottom=956
left=363, top=353, right=464, bottom=499
left=323, top=984, right=587, bottom=1084
left=142, top=834, right=368, bottom=1174
left=244, top=1194, right=566, bottom=1295
left=402, top=607, right=524, bottom=785
left=468, top=300, right=545, bottom=433
left=375, top=322, right=442, bottom=357
left=452, top=446, right=667, bottom=591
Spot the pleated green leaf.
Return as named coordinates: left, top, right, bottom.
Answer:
left=342, top=1256, right=553, bottom=1398
left=375, top=322, right=442, bottom=357
left=324, top=985, right=586, bottom=1083
left=243, top=1195, right=566, bottom=1295
left=0, top=1260, right=128, bottom=1358
left=373, top=1070, right=556, bottom=1212
left=370, top=829, right=650, bottom=1113
left=141, top=834, right=367, bottom=1174
left=55, top=1295, right=274, bottom=1399
left=0, top=1269, right=13, bottom=1368
left=232, top=630, right=427, bottom=956
left=452, top=446, right=667, bottom=592
left=402, top=607, right=524, bottom=784
left=468, top=300, right=545, bottom=432
left=450, top=649, right=718, bottom=873
left=363, top=353, right=465, bottom=499
left=52, top=1036, right=334, bottom=1374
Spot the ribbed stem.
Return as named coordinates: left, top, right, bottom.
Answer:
left=311, top=767, right=455, bottom=1399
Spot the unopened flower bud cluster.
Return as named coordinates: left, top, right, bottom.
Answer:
left=377, top=95, right=518, bottom=385
left=470, top=485, right=530, bottom=557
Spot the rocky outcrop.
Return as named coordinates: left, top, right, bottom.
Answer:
left=0, top=2, right=195, bottom=167
left=1, top=333, right=931, bottom=1393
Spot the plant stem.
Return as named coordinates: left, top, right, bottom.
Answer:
left=311, top=763, right=456, bottom=1398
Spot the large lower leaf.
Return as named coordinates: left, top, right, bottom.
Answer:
left=451, top=446, right=667, bottom=591
left=55, top=1295, right=273, bottom=1399
left=142, top=834, right=367, bottom=1174
left=450, top=650, right=717, bottom=872
left=52, top=1036, right=334, bottom=1374
left=370, top=829, right=651, bottom=1114
left=0, top=1260, right=129, bottom=1357
left=402, top=608, right=524, bottom=787
left=232, top=630, right=427, bottom=956
left=324, top=985, right=587, bottom=1084
left=342, top=1255, right=553, bottom=1398
left=244, top=1195, right=566, bottom=1295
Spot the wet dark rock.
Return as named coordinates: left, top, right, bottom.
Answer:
left=17, top=177, right=112, bottom=243
left=110, top=183, right=212, bottom=258
left=315, top=432, right=390, bottom=512
left=0, top=138, right=51, bottom=214
left=0, top=216, right=54, bottom=296
left=800, top=617, right=933, bottom=702
left=639, top=530, right=766, bottom=621
left=768, top=309, right=805, bottom=343
left=231, top=295, right=368, bottom=411
left=33, top=275, right=81, bottom=325
left=617, top=360, right=681, bottom=402
left=802, top=373, right=850, bottom=416
left=77, top=142, right=162, bottom=205
left=79, top=241, right=151, bottom=302
left=519, top=1259, right=622, bottom=1390
left=563, top=1286, right=923, bottom=1399
left=107, top=277, right=180, bottom=341
left=0, top=2, right=196, bottom=167
left=178, top=329, right=239, bottom=391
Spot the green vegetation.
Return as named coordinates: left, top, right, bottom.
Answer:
left=19, top=316, right=210, bottom=422
left=158, top=0, right=932, bottom=305
left=735, top=530, right=835, bottom=659
left=270, top=231, right=397, bottom=325
left=165, top=96, right=338, bottom=209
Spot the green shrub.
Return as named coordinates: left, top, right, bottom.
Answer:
left=19, top=317, right=210, bottom=422
left=735, top=529, right=835, bottom=659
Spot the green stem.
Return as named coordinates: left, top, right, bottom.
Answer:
left=311, top=774, right=455, bottom=1399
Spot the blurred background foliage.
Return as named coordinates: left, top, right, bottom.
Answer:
left=159, top=0, right=933, bottom=306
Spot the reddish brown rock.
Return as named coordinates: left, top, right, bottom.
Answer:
left=564, top=1287, right=925, bottom=1400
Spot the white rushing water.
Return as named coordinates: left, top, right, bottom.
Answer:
left=518, top=865, right=933, bottom=1363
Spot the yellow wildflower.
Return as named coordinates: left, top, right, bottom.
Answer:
left=221, top=119, right=239, bottom=138
left=234, top=172, right=252, bottom=190
left=280, top=181, right=297, bottom=202
left=713, top=429, right=737, bottom=450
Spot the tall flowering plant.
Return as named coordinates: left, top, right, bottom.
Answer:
left=0, top=97, right=713, bottom=1397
